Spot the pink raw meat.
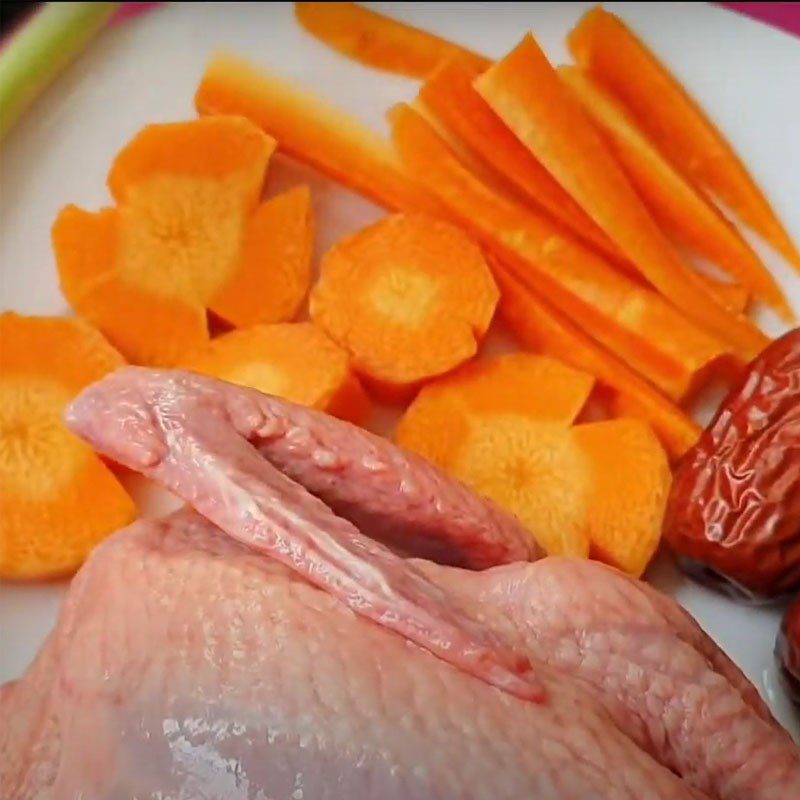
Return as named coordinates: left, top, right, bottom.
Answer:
left=2, top=368, right=797, bottom=798
left=65, top=367, right=542, bottom=702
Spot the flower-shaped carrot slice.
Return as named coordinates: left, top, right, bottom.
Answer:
left=53, top=117, right=314, bottom=366
left=310, top=213, right=498, bottom=399
left=397, top=352, right=671, bottom=573
left=0, top=313, right=136, bottom=580
left=181, top=322, right=370, bottom=424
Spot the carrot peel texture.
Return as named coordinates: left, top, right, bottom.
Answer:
left=0, top=313, right=136, bottom=580
left=310, top=213, right=498, bottom=400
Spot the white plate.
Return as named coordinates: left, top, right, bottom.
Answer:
left=1, top=1, right=799, bottom=739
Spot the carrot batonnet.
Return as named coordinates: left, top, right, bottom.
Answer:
left=698, top=276, right=750, bottom=316
left=397, top=352, right=671, bottom=572
left=53, top=117, right=321, bottom=365
left=209, top=185, right=315, bottom=328
left=180, top=322, right=370, bottom=424
left=560, top=66, right=793, bottom=322
left=475, top=35, right=768, bottom=358
left=295, top=2, right=491, bottom=79
left=419, top=58, right=619, bottom=262
left=569, top=7, right=800, bottom=271
left=310, top=213, right=498, bottom=400
left=389, top=103, right=736, bottom=404
left=495, top=266, right=701, bottom=460
left=195, top=51, right=442, bottom=216
left=0, top=313, right=136, bottom=580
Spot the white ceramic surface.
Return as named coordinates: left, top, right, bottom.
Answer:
left=1, top=1, right=799, bottom=739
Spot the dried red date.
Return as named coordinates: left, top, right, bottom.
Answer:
left=664, top=328, right=800, bottom=601
left=776, top=595, right=800, bottom=707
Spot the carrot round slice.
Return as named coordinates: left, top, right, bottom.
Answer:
left=560, top=66, right=794, bottom=322
left=108, top=115, right=275, bottom=208
left=181, top=322, right=370, bottom=424
left=568, top=7, right=800, bottom=271
left=210, top=186, right=314, bottom=327
left=0, top=313, right=136, bottom=580
left=295, top=2, right=491, bottom=79
left=310, top=214, right=498, bottom=398
left=475, top=35, right=768, bottom=358
left=397, top=354, right=595, bottom=558
left=573, top=418, right=671, bottom=577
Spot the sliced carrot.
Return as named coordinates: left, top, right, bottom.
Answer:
left=309, top=213, right=498, bottom=400
left=0, top=313, right=136, bottom=580
left=572, top=418, right=671, bottom=577
left=295, top=2, right=491, bottom=79
left=475, top=35, right=768, bottom=358
left=419, top=58, right=619, bottom=261
left=698, top=275, right=750, bottom=315
left=396, top=354, right=594, bottom=557
left=108, top=115, right=275, bottom=208
left=209, top=186, right=314, bottom=327
left=53, top=117, right=300, bottom=366
left=181, top=322, right=370, bottom=424
left=195, top=51, right=442, bottom=216
left=494, top=266, right=701, bottom=460
left=53, top=205, right=210, bottom=366
left=390, top=103, right=736, bottom=404
left=560, top=66, right=794, bottom=322
left=569, top=7, right=800, bottom=271
left=398, top=353, right=670, bottom=569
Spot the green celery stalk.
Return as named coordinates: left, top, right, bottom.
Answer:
left=0, top=2, right=119, bottom=141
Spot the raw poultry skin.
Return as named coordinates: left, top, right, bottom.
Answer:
left=1, top=369, right=798, bottom=799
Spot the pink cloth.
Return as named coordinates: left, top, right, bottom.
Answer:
left=719, top=3, right=800, bottom=37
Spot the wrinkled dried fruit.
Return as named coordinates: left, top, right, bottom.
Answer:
left=664, top=328, right=800, bottom=601
left=775, top=595, right=800, bottom=707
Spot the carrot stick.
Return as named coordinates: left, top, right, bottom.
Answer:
left=0, top=312, right=136, bottom=580
left=572, top=418, right=671, bottom=577
left=396, top=353, right=594, bottom=557
left=560, top=66, right=794, bottom=322
left=494, top=267, right=701, bottom=460
left=195, top=51, right=442, bottom=215
left=180, top=322, right=370, bottom=424
left=309, top=213, right=498, bottom=401
left=418, top=58, right=619, bottom=262
left=389, top=103, right=736, bottom=404
left=475, top=34, right=768, bottom=358
left=295, top=2, right=491, bottom=79
left=569, top=7, right=800, bottom=271
left=700, top=277, right=749, bottom=316
left=210, top=186, right=315, bottom=328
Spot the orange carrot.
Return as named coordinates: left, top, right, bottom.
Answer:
left=475, top=35, right=768, bottom=358
left=209, top=186, right=314, bottom=328
left=0, top=313, right=136, bottom=580
left=397, top=352, right=671, bottom=570
left=560, top=66, right=794, bottom=322
left=418, top=58, right=620, bottom=262
left=53, top=117, right=319, bottom=366
left=181, top=322, right=370, bottom=424
left=309, top=213, right=498, bottom=400
left=494, top=266, right=701, bottom=460
left=396, top=353, right=594, bottom=557
left=295, top=2, right=491, bottom=79
left=569, top=7, right=800, bottom=271
left=195, top=51, right=442, bottom=216
left=390, top=103, right=736, bottom=404
left=700, top=277, right=749, bottom=315
left=572, top=418, right=671, bottom=577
